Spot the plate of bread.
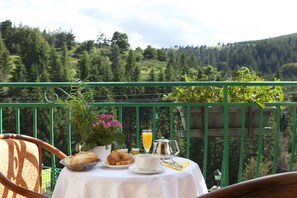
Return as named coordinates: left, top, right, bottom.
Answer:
left=60, top=151, right=100, bottom=171
left=104, top=150, right=135, bottom=168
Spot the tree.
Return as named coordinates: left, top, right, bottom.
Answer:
left=111, top=31, right=130, bottom=52
left=10, top=57, right=27, bottom=82
left=48, top=46, right=63, bottom=81
left=143, top=45, right=157, bottom=59
left=148, top=67, right=156, bottom=81
left=132, top=63, right=141, bottom=82
left=75, top=40, right=95, bottom=55
left=61, top=44, right=74, bottom=81
left=17, top=27, right=50, bottom=81
left=180, top=54, right=189, bottom=76
left=165, top=51, right=178, bottom=81
left=9, top=57, right=29, bottom=104
left=47, top=29, right=76, bottom=50
left=96, top=32, right=110, bottom=47
left=89, top=48, right=113, bottom=82
left=165, top=62, right=175, bottom=81
left=157, top=49, right=167, bottom=61
left=0, top=33, right=12, bottom=82
left=125, top=50, right=136, bottom=81
left=158, top=71, right=165, bottom=81
left=77, top=50, right=91, bottom=80
left=0, top=20, right=15, bottom=51
left=281, top=63, right=297, bottom=78
left=110, top=44, right=125, bottom=82
left=134, top=47, right=144, bottom=61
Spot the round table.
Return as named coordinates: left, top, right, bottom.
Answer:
left=52, top=157, right=208, bottom=198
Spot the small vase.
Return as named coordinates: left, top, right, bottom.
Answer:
left=89, top=144, right=111, bottom=162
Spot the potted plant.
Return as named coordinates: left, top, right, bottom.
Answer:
left=60, top=84, right=125, bottom=160
left=163, top=67, right=284, bottom=137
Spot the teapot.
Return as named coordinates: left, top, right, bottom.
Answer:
left=152, top=138, right=180, bottom=157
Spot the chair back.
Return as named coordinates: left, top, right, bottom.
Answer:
left=0, top=138, right=42, bottom=197
left=0, top=133, right=67, bottom=198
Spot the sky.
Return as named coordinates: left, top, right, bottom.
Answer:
left=1, top=0, right=297, bottom=49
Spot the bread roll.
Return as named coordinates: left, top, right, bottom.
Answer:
left=106, top=150, right=134, bottom=165
left=107, top=150, right=122, bottom=165
left=64, top=152, right=99, bottom=165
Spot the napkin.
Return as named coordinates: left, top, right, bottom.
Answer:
left=162, top=161, right=190, bottom=171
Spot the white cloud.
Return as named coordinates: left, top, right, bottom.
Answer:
left=1, top=0, right=297, bottom=48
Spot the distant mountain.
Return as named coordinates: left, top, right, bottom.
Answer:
left=236, top=33, right=297, bottom=45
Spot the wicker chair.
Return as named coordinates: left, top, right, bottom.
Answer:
left=0, top=133, right=67, bottom=198
left=199, top=172, right=297, bottom=198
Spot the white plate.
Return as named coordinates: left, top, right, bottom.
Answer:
left=102, top=161, right=133, bottom=169
left=129, top=165, right=165, bottom=174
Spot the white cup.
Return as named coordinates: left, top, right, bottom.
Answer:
left=135, top=154, right=160, bottom=171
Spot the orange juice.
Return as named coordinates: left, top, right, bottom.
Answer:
left=142, top=131, right=152, bottom=153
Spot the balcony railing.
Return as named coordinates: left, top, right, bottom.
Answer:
left=0, top=81, right=297, bottom=191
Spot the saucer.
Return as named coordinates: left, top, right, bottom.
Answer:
left=129, top=165, right=165, bottom=174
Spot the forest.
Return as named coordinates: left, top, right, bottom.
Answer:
left=1, top=19, right=297, bottom=85
left=1, top=20, right=297, bottom=187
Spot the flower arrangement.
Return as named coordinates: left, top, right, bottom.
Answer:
left=86, top=114, right=124, bottom=149
left=60, top=84, right=125, bottom=151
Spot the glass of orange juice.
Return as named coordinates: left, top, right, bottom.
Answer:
left=142, top=129, right=152, bottom=154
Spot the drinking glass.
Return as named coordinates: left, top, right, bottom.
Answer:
left=142, top=129, right=152, bottom=154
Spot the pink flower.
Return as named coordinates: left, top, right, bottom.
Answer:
left=98, top=114, right=105, bottom=119
left=92, top=114, right=122, bottom=131
left=110, top=120, right=122, bottom=128
left=105, top=114, right=113, bottom=120
left=104, top=122, right=111, bottom=128
left=100, top=120, right=106, bottom=125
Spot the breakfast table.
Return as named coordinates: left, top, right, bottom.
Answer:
left=52, top=156, right=208, bottom=198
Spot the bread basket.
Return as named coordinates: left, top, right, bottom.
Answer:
left=60, top=158, right=101, bottom=171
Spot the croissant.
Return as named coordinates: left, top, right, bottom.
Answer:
left=107, top=150, right=122, bottom=165
left=107, top=150, right=135, bottom=165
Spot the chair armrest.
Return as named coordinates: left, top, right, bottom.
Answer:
left=0, top=171, right=48, bottom=198
left=199, top=172, right=297, bottom=198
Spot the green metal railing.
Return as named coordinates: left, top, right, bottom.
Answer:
left=0, top=81, right=297, bottom=190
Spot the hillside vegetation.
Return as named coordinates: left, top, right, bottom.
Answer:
left=1, top=20, right=297, bottom=84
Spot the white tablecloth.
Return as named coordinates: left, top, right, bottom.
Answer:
left=52, top=157, right=208, bottom=198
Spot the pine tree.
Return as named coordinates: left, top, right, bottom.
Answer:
left=0, top=33, right=12, bottom=82
left=148, top=67, right=156, bottom=81
left=8, top=57, right=30, bottom=137
left=78, top=50, right=91, bottom=80
left=89, top=48, right=102, bottom=82
left=100, top=55, right=113, bottom=82
left=48, top=46, right=63, bottom=81
left=110, top=44, right=125, bottom=82
left=132, top=64, right=141, bottom=82
left=61, top=44, right=73, bottom=81
left=89, top=48, right=113, bottom=82
left=0, top=20, right=15, bottom=52
left=180, top=54, right=188, bottom=75
left=125, top=50, right=136, bottom=82
left=165, top=62, right=175, bottom=81
left=18, top=28, right=50, bottom=82
left=10, top=57, right=27, bottom=82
